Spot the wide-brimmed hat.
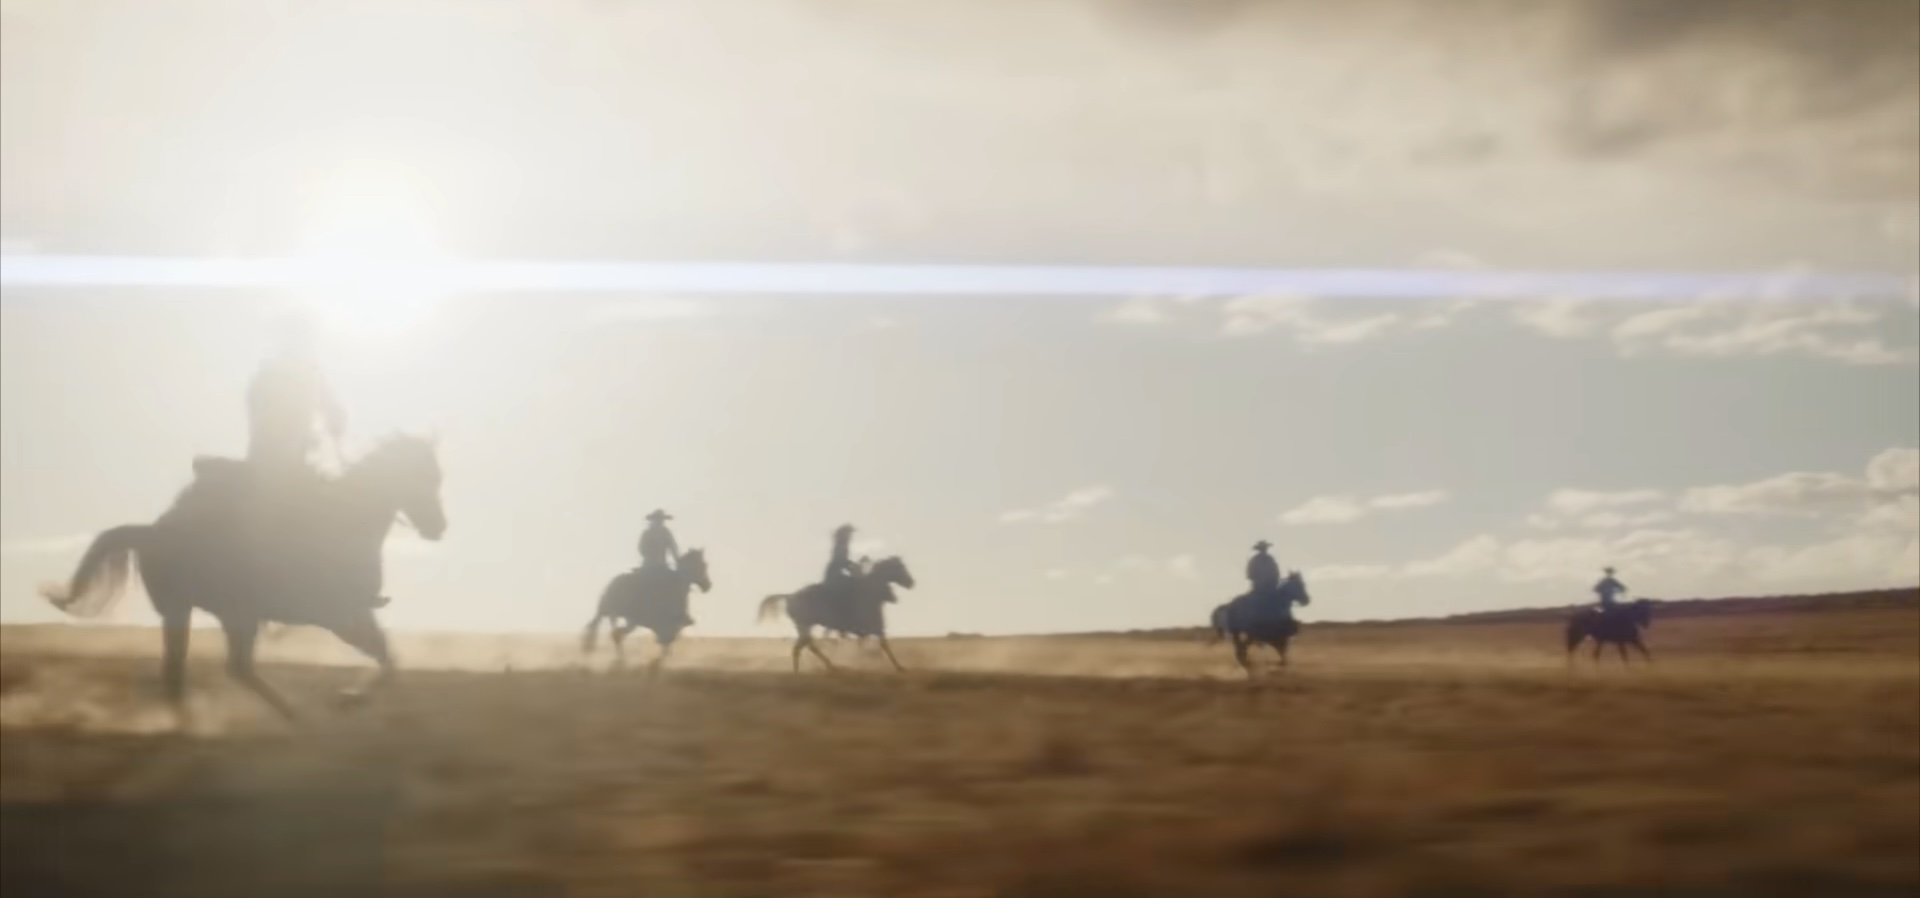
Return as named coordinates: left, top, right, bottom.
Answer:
left=646, top=509, right=672, bottom=523
left=835, top=523, right=856, bottom=535
left=1253, top=540, right=1273, bottom=551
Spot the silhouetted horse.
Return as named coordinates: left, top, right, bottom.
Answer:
left=758, top=556, right=915, bottom=672
left=1566, top=599, right=1654, bottom=665
left=580, top=548, right=713, bottom=673
left=41, top=435, right=446, bottom=722
left=1212, top=571, right=1312, bottom=677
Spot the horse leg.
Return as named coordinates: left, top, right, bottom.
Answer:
left=1274, top=637, right=1290, bottom=669
left=221, top=616, right=298, bottom=722
left=160, top=611, right=192, bottom=723
left=1231, top=634, right=1255, bottom=679
left=1592, top=640, right=1606, bottom=664
left=1631, top=634, right=1653, bottom=663
left=644, top=633, right=673, bottom=680
left=795, top=627, right=835, bottom=673
left=611, top=622, right=636, bottom=669
left=877, top=634, right=906, bottom=673
left=332, top=611, right=398, bottom=707
left=1615, top=641, right=1632, bottom=666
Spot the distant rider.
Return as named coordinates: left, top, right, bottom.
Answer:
left=638, top=509, right=690, bottom=625
left=1593, top=566, right=1628, bottom=612
left=1247, top=540, right=1282, bottom=617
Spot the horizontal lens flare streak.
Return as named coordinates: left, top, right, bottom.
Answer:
left=0, top=254, right=1909, bottom=302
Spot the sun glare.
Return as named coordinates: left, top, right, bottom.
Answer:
left=294, top=166, right=450, bottom=339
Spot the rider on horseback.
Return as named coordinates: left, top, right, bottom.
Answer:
left=823, top=524, right=861, bottom=605
left=637, top=509, right=690, bottom=625
left=247, top=311, right=346, bottom=482
left=235, top=310, right=391, bottom=610
left=1247, top=540, right=1284, bottom=620
left=1594, top=566, right=1628, bottom=611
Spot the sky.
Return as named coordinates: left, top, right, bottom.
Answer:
left=1, top=0, right=1916, bottom=636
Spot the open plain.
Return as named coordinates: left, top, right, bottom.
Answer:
left=2, top=590, right=1916, bottom=897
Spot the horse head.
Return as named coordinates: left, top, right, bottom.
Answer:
left=1284, top=569, right=1312, bottom=607
left=1630, top=597, right=1654, bottom=628
left=679, top=548, right=713, bottom=593
left=870, top=556, right=915, bottom=595
left=348, top=433, right=446, bottom=540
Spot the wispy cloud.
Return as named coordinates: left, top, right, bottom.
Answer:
left=1612, top=300, right=1915, bottom=367
left=1000, top=485, right=1116, bottom=525
left=1220, top=294, right=1410, bottom=345
left=1680, top=447, right=1919, bottom=518
left=1513, top=294, right=1916, bottom=366
left=1279, top=490, right=1451, bottom=525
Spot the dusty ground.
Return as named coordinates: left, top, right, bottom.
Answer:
left=2, top=603, right=1916, bottom=897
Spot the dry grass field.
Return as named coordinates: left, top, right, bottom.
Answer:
left=2, top=591, right=1916, bottom=897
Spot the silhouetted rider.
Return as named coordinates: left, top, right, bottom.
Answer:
left=247, top=312, right=345, bottom=480
left=638, top=509, right=681, bottom=570
left=1247, top=540, right=1281, bottom=595
left=637, top=509, right=688, bottom=624
left=1594, top=566, right=1628, bottom=611
left=823, top=524, right=860, bottom=601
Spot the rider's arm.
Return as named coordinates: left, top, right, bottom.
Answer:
left=666, top=530, right=680, bottom=562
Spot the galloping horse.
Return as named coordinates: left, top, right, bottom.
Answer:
left=41, top=434, right=446, bottom=722
left=1565, top=598, right=1654, bottom=665
left=1211, top=570, right=1313, bottom=677
left=758, top=556, right=915, bottom=672
left=580, top=548, right=713, bottom=672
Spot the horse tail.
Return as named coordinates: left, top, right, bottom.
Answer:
left=40, top=525, right=149, bottom=619
left=1207, top=605, right=1229, bottom=645
left=757, top=594, right=791, bottom=624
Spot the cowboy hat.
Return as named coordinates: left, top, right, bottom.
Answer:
left=646, top=509, right=672, bottom=523
left=1253, top=540, right=1273, bottom=551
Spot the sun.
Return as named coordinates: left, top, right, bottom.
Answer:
left=293, top=166, right=450, bottom=339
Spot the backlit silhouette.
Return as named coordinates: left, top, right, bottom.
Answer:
left=1566, top=598, right=1655, bottom=665
left=759, top=555, right=916, bottom=672
left=40, top=434, right=446, bottom=721
left=581, top=546, right=713, bottom=673
left=1210, top=569, right=1313, bottom=677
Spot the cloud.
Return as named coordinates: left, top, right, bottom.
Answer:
left=1512, top=297, right=1603, bottom=339
left=1369, top=490, right=1452, bottom=510
left=1306, top=563, right=1400, bottom=582
left=0, top=534, right=91, bottom=556
left=1544, top=488, right=1666, bottom=516
left=1680, top=448, right=1919, bottom=517
left=1401, top=535, right=1504, bottom=578
left=1101, top=295, right=1177, bottom=326
left=1337, top=447, right=1920, bottom=591
left=1167, top=553, right=1200, bottom=580
left=1280, top=489, right=1451, bottom=525
left=999, top=485, right=1115, bottom=525
left=1743, top=531, right=1919, bottom=586
left=1611, top=300, right=1916, bottom=367
left=1278, top=496, right=1369, bottom=525
left=1219, top=295, right=1414, bottom=345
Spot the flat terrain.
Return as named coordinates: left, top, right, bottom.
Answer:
left=2, top=594, right=1916, bottom=897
